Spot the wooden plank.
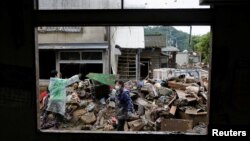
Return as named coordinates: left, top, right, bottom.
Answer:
left=124, top=121, right=129, bottom=131
left=177, top=111, right=207, bottom=126
left=185, top=109, right=198, bottom=115
left=199, top=92, right=208, bottom=100
left=120, top=75, right=136, bottom=77
left=36, top=9, right=212, bottom=26
left=167, top=95, right=177, bottom=107
left=161, top=119, right=193, bottom=131
left=135, top=98, right=150, bottom=107
left=169, top=106, right=177, bottom=116
left=185, top=109, right=207, bottom=115
left=186, top=97, right=197, bottom=103
left=119, top=56, right=136, bottom=58
left=119, top=70, right=136, bottom=73
left=128, top=119, right=145, bottom=131
left=168, top=81, right=192, bottom=90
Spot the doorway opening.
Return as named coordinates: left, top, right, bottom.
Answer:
left=140, top=59, right=150, bottom=79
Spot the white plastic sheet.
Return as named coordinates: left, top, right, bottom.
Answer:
left=46, top=75, right=79, bottom=116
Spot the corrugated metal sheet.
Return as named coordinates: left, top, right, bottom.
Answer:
left=145, top=35, right=166, bottom=48
left=113, top=27, right=145, bottom=49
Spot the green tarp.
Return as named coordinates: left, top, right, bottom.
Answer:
left=86, top=73, right=116, bottom=86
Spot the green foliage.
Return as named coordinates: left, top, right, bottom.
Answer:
left=144, top=26, right=211, bottom=63
left=191, top=32, right=211, bottom=63
left=144, top=26, right=190, bottom=51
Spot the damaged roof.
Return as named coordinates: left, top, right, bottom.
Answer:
left=145, top=35, right=166, bottom=48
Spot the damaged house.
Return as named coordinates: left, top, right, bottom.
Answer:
left=140, top=35, right=169, bottom=79
left=38, top=0, right=121, bottom=87
left=111, top=27, right=145, bottom=80
left=38, top=27, right=110, bottom=89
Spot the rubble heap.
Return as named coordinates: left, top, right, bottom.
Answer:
left=40, top=74, right=208, bottom=134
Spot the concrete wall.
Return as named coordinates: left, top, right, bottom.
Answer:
left=38, top=27, right=106, bottom=43
left=189, top=55, right=200, bottom=63
left=176, top=53, right=201, bottom=65
left=176, top=52, right=189, bottom=65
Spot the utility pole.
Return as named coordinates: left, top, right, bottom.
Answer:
left=189, top=25, right=192, bottom=51
left=107, top=26, right=111, bottom=74
left=189, top=26, right=193, bottom=68
left=121, top=0, right=124, bottom=9
left=136, top=49, right=141, bottom=81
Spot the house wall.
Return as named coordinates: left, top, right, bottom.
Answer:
left=38, top=26, right=109, bottom=78
left=38, top=27, right=107, bottom=44
left=110, top=26, right=145, bottom=74
left=112, top=27, right=145, bottom=48
left=110, top=27, right=118, bottom=74
left=176, top=53, right=201, bottom=65
left=189, top=55, right=200, bottom=63
left=176, top=52, right=189, bottom=65
left=141, top=48, right=162, bottom=78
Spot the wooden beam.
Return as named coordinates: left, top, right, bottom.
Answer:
left=35, top=9, right=212, bottom=26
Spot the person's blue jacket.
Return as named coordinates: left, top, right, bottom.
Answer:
left=117, top=88, right=134, bottom=113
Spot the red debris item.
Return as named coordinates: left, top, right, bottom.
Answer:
left=111, top=116, right=117, bottom=125
left=109, top=85, right=115, bottom=90
left=39, top=91, right=47, bottom=103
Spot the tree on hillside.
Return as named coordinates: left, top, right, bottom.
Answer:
left=144, top=26, right=189, bottom=51
left=191, top=32, right=211, bottom=63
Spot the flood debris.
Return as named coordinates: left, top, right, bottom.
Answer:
left=161, top=118, right=193, bottom=132
left=40, top=71, right=208, bottom=134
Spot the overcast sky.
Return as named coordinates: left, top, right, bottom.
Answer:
left=126, top=0, right=210, bottom=35
left=173, top=26, right=211, bottom=35
left=125, top=0, right=209, bottom=9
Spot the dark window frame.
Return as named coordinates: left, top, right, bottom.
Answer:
left=34, top=0, right=212, bottom=134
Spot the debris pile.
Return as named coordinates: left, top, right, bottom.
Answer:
left=40, top=72, right=208, bottom=134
